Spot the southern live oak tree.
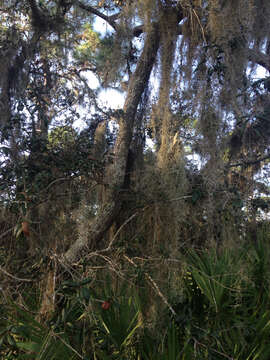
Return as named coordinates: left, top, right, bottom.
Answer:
left=1, top=0, right=270, bottom=314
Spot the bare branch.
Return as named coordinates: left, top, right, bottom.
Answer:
left=107, top=212, right=138, bottom=250
left=124, top=255, right=177, bottom=317
left=247, top=48, right=270, bottom=72
left=229, top=152, right=270, bottom=168
left=0, top=228, right=13, bottom=240
left=75, top=0, right=119, bottom=30
left=0, top=265, right=33, bottom=282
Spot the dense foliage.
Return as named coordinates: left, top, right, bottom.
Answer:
left=1, top=0, right=270, bottom=358
left=2, top=240, right=270, bottom=359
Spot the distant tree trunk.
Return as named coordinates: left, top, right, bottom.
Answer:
left=64, top=24, right=160, bottom=263
left=0, top=30, right=39, bottom=130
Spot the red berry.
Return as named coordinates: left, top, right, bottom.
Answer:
left=22, top=221, right=30, bottom=237
left=101, top=301, right=110, bottom=310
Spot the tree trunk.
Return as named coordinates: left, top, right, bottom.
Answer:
left=64, top=24, right=160, bottom=263
left=0, top=30, right=39, bottom=130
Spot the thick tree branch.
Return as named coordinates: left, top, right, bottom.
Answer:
left=229, top=152, right=270, bottom=168
left=76, top=0, right=119, bottom=30
left=64, top=24, right=161, bottom=263
left=247, top=48, right=270, bottom=72
left=76, top=1, right=144, bottom=37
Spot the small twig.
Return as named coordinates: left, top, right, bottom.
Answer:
left=107, top=212, right=138, bottom=250
left=41, top=177, right=69, bottom=193
left=192, top=9, right=206, bottom=43
left=192, top=337, right=234, bottom=360
left=0, top=227, right=13, bottom=239
left=169, top=195, right=192, bottom=202
left=133, top=256, right=182, bottom=263
left=54, top=332, right=84, bottom=359
left=0, top=265, right=33, bottom=282
left=124, top=255, right=177, bottom=317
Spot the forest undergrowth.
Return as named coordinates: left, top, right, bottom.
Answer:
left=1, top=227, right=270, bottom=360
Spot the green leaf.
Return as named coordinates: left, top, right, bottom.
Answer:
left=16, top=341, right=40, bottom=353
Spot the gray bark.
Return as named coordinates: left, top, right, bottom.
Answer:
left=247, top=48, right=270, bottom=72
left=64, top=24, right=160, bottom=263
left=0, top=30, right=40, bottom=130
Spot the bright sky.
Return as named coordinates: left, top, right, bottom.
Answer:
left=73, top=18, right=125, bottom=129
left=73, top=15, right=269, bottom=142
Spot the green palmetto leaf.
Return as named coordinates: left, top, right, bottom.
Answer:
left=99, top=296, right=142, bottom=351
left=1, top=300, right=78, bottom=360
left=16, top=340, right=40, bottom=353
left=165, top=322, right=181, bottom=360
left=187, top=249, right=237, bottom=313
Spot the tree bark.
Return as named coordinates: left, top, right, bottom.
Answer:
left=64, top=24, right=160, bottom=263
left=247, top=48, right=270, bottom=72
left=0, top=30, right=40, bottom=130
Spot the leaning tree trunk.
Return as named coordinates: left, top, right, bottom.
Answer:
left=64, top=24, right=160, bottom=263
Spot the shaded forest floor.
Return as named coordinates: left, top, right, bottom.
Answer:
left=1, top=227, right=270, bottom=359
